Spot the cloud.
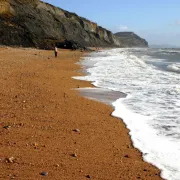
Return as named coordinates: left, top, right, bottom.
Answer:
left=118, top=25, right=129, bottom=31
left=110, top=25, right=129, bottom=33
left=169, top=20, right=180, bottom=26
left=175, top=21, right=180, bottom=25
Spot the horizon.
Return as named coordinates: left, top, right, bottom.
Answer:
left=41, top=0, right=180, bottom=47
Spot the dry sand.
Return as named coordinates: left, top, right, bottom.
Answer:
left=0, top=47, right=162, bottom=180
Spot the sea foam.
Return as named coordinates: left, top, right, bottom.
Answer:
left=74, top=48, right=180, bottom=180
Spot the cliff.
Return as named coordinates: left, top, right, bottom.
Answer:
left=0, top=0, right=148, bottom=49
left=0, top=0, right=121, bottom=49
left=114, top=32, right=148, bottom=47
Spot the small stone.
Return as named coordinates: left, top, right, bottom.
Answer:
left=86, top=175, right=91, bottom=178
left=124, top=154, right=129, bottom=158
left=73, top=129, right=80, bottom=133
left=7, top=157, right=15, bottom=163
left=0, top=156, right=6, bottom=162
left=3, top=125, right=11, bottom=129
left=55, top=164, right=59, bottom=167
left=71, top=153, right=77, bottom=157
left=143, top=169, right=147, bottom=171
left=0, top=122, right=4, bottom=126
left=33, top=142, right=38, bottom=147
left=40, top=172, right=48, bottom=176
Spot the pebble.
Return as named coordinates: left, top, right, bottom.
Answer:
left=19, top=123, right=23, bottom=126
left=73, top=129, right=80, bottom=133
left=124, top=154, right=129, bottom=158
left=71, top=153, right=77, bottom=157
left=40, top=172, right=48, bottom=176
left=7, top=157, right=15, bottom=163
left=3, top=125, right=11, bottom=129
left=86, top=175, right=91, bottom=178
left=0, top=122, right=4, bottom=126
left=33, top=142, right=38, bottom=147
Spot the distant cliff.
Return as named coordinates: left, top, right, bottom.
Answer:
left=0, top=0, right=121, bottom=49
left=114, top=32, right=148, bottom=47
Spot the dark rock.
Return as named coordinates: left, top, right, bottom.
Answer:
left=124, top=154, right=129, bottom=158
left=86, top=175, right=91, bottom=178
left=56, top=40, right=84, bottom=50
left=40, top=172, right=48, bottom=176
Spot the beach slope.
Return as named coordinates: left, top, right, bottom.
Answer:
left=0, top=48, right=162, bottom=180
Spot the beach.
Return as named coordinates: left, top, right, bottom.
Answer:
left=0, top=47, right=162, bottom=180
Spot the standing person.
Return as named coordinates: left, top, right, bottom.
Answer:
left=54, top=46, right=58, bottom=58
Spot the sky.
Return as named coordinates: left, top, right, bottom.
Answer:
left=42, top=0, right=180, bottom=46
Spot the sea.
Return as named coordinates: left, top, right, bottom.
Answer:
left=73, top=48, right=180, bottom=180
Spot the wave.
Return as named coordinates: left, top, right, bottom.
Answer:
left=167, top=64, right=180, bottom=73
left=74, top=48, right=180, bottom=180
left=158, top=49, right=180, bottom=55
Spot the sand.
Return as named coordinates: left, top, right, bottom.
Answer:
left=0, top=47, right=162, bottom=180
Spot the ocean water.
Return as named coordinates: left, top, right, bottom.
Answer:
left=74, top=48, right=180, bottom=180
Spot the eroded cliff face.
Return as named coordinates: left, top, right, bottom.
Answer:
left=0, top=0, right=121, bottom=48
left=0, top=0, right=10, bottom=16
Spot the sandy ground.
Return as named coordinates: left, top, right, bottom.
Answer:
left=0, top=47, right=162, bottom=180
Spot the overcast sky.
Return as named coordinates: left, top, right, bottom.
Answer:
left=42, top=0, right=180, bottom=46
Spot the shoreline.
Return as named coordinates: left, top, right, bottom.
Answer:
left=0, top=47, right=162, bottom=179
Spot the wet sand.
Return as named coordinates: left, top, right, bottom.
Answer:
left=0, top=47, right=162, bottom=180
left=78, top=88, right=127, bottom=105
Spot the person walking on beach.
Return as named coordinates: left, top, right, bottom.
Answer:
left=54, top=46, right=58, bottom=57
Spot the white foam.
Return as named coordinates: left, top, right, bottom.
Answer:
left=112, top=98, right=180, bottom=180
left=74, top=48, right=180, bottom=180
left=167, top=64, right=180, bottom=73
